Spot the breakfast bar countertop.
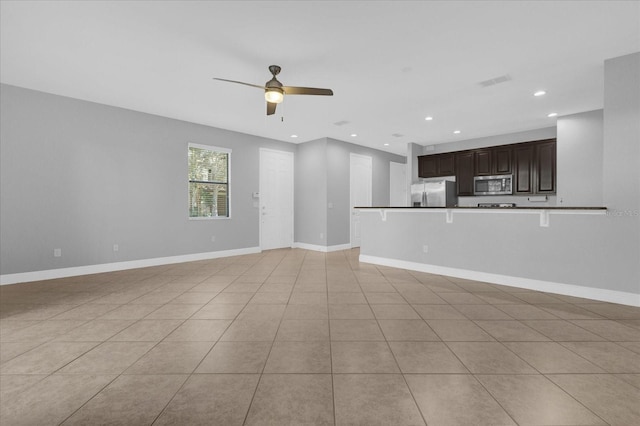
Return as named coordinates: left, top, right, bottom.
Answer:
left=356, top=206, right=607, bottom=210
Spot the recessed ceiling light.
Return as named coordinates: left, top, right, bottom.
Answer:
left=290, top=134, right=298, bottom=138
left=547, top=112, right=558, bottom=117
left=383, top=143, right=390, bottom=146
left=425, top=116, right=433, bottom=121
left=350, top=133, right=357, bottom=137
left=453, top=130, right=461, bottom=134
left=534, top=90, right=547, bottom=97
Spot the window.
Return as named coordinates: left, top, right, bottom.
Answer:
left=188, top=143, right=231, bottom=218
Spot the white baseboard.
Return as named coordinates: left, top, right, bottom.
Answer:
left=293, top=242, right=353, bottom=253
left=360, top=254, right=640, bottom=307
left=0, top=247, right=262, bottom=286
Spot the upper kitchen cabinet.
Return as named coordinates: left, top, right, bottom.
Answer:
left=475, top=146, right=513, bottom=176
left=418, top=152, right=456, bottom=178
left=417, top=138, right=556, bottom=196
left=418, top=155, right=437, bottom=177
left=438, top=153, right=456, bottom=175
left=513, top=139, right=556, bottom=195
left=494, top=146, right=513, bottom=175
left=455, top=151, right=474, bottom=195
left=474, top=149, right=492, bottom=176
left=513, top=144, right=534, bottom=194
left=535, top=139, right=557, bottom=194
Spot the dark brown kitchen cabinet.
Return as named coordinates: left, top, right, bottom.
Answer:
left=474, top=149, right=492, bottom=176
left=512, top=139, right=556, bottom=195
left=418, top=153, right=456, bottom=178
left=455, top=151, right=474, bottom=195
left=418, top=156, right=438, bottom=177
left=493, top=146, right=513, bottom=174
left=514, top=144, right=534, bottom=194
left=438, top=153, right=456, bottom=176
left=535, top=139, right=556, bottom=193
left=475, top=147, right=512, bottom=176
left=418, top=138, right=555, bottom=196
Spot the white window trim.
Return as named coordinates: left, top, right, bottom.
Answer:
left=188, top=142, right=232, bottom=220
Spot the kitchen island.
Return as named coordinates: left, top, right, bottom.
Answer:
left=355, top=206, right=639, bottom=307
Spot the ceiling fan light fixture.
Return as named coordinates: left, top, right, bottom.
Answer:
left=265, top=88, right=284, bottom=104
left=215, top=65, right=332, bottom=115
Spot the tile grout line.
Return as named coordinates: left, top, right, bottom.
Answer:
left=149, top=261, right=256, bottom=425
left=2, top=248, right=639, bottom=425
left=329, top=250, right=337, bottom=426
left=369, top=264, right=429, bottom=425
left=64, top=265, right=221, bottom=425
left=240, top=249, right=303, bottom=426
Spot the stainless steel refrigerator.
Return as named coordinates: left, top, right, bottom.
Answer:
left=410, top=180, right=457, bottom=207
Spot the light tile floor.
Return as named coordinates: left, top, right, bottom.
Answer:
left=1, top=248, right=640, bottom=425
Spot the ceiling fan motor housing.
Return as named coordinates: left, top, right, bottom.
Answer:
left=268, top=65, right=281, bottom=76
left=265, top=66, right=284, bottom=103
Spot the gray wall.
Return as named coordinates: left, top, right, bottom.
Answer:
left=294, top=138, right=327, bottom=246
left=407, top=142, right=423, bottom=185
left=423, top=127, right=556, bottom=154
left=0, top=84, right=296, bottom=275
left=360, top=211, right=619, bottom=291
left=325, top=138, right=404, bottom=246
left=603, top=52, right=640, bottom=212
left=360, top=52, right=640, bottom=297
left=601, top=52, right=640, bottom=293
left=0, top=84, right=407, bottom=275
left=294, top=137, right=404, bottom=247
left=557, top=110, right=604, bottom=206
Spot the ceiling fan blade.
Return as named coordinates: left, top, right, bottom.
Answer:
left=213, top=78, right=265, bottom=90
left=282, top=86, right=333, bottom=96
left=267, top=102, right=277, bottom=115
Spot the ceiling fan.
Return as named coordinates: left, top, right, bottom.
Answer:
left=214, top=65, right=333, bottom=115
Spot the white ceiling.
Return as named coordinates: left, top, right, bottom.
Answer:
left=1, top=1, right=639, bottom=156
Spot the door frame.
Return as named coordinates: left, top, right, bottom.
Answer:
left=349, top=153, right=373, bottom=248
left=259, top=148, right=295, bottom=251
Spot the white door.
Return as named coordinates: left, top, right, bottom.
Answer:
left=350, top=153, right=372, bottom=248
left=260, top=149, right=294, bottom=250
left=390, top=161, right=407, bottom=206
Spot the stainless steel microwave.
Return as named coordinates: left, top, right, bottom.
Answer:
left=474, top=175, right=513, bottom=195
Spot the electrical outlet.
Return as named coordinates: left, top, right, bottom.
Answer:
left=113, top=244, right=119, bottom=252
left=211, top=235, right=216, bottom=242
left=320, top=233, right=324, bottom=240
left=54, top=248, right=62, bottom=257
left=423, top=245, right=429, bottom=253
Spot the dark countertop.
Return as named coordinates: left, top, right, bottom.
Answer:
left=356, top=206, right=607, bottom=210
